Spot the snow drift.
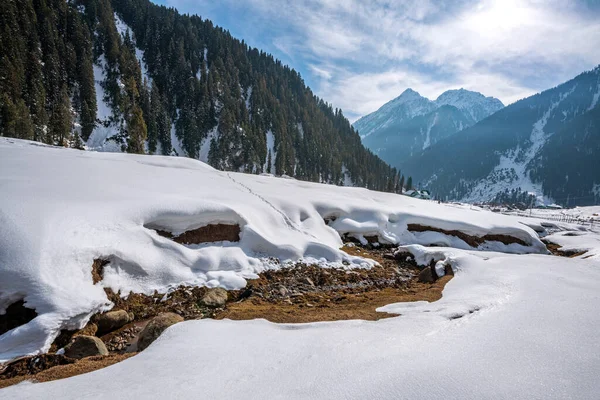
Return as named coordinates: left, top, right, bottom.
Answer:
left=0, top=138, right=546, bottom=361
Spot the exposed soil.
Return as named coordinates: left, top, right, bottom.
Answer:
left=0, top=354, right=135, bottom=389
left=216, top=245, right=451, bottom=323
left=542, top=240, right=588, bottom=258
left=91, top=259, right=109, bottom=284
left=155, top=223, right=240, bottom=244
left=407, top=224, right=528, bottom=247
left=1, top=243, right=453, bottom=388
left=0, top=300, right=37, bottom=336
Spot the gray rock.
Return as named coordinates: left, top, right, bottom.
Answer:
left=96, top=310, right=131, bottom=335
left=201, top=288, right=228, bottom=307
left=64, top=335, right=108, bottom=359
left=137, top=312, right=184, bottom=351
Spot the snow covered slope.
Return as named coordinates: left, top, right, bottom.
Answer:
left=355, top=89, right=503, bottom=168
left=0, top=138, right=546, bottom=361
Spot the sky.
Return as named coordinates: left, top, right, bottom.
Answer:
left=153, top=0, right=600, bottom=122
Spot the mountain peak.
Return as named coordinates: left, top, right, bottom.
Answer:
left=435, top=89, right=504, bottom=123
left=395, top=88, right=424, bottom=102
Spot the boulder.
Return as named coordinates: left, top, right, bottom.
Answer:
left=417, top=266, right=436, bottom=283
left=137, top=312, right=183, bottom=351
left=96, top=310, right=131, bottom=335
left=201, top=288, right=228, bottom=308
left=64, top=335, right=108, bottom=359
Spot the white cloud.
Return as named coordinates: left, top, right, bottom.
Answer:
left=163, top=0, right=600, bottom=120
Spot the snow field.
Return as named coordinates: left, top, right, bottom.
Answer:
left=0, top=138, right=547, bottom=361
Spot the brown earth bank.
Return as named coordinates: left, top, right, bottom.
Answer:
left=0, top=354, right=134, bottom=389
left=0, top=244, right=453, bottom=389
left=407, top=224, right=528, bottom=247
left=542, top=239, right=588, bottom=258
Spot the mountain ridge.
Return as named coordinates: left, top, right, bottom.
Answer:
left=354, top=88, right=504, bottom=170
left=399, top=65, right=600, bottom=206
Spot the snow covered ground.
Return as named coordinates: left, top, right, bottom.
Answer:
left=1, top=138, right=600, bottom=398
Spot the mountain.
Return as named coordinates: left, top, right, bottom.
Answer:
left=354, top=89, right=503, bottom=167
left=399, top=66, right=600, bottom=206
left=0, top=0, right=400, bottom=192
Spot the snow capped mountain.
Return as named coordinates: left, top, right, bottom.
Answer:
left=434, top=88, right=505, bottom=125
left=354, top=88, right=504, bottom=168
left=400, top=65, right=600, bottom=206
left=353, top=89, right=436, bottom=140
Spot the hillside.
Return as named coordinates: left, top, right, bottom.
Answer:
left=399, top=66, right=600, bottom=206
left=354, top=88, right=503, bottom=168
left=0, top=0, right=399, bottom=191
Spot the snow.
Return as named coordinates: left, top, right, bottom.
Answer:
left=245, top=86, right=252, bottom=114
left=198, top=126, right=218, bottom=163
left=422, top=112, right=438, bottom=150
left=114, top=13, right=151, bottom=85
left=86, top=56, right=121, bottom=152
left=340, top=165, right=354, bottom=187
left=463, top=85, right=577, bottom=204
left=169, top=112, right=186, bottom=157
left=589, top=82, right=600, bottom=111
left=263, top=130, right=276, bottom=173
left=5, top=244, right=600, bottom=399
left=544, top=231, right=600, bottom=259
left=434, top=88, right=504, bottom=123
left=0, top=138, right=549, bottom=362
left=355, top=88, right=503, bottom=140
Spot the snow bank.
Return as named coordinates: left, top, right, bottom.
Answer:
left=0, top=138, right=545, bottom=360
left=5, top=248, right=600, bottom=399
left=545, top=231, right=600, bottom=259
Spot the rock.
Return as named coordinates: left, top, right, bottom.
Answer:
left=137, top=313, right=184, bottom=351
left=75, top=322, right=98, bottom=337
left=444, top=264, right=454, bottom=276
left=64, top=335, right=108, bottom=359
left=96, top=310, right=131, bottom=335
left=417, top=266, right=436, bottom=283
left=201, top=288, right=228, bottom=307
left=303, top=277, right=315, bottom=287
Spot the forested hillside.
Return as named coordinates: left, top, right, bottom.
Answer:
left=0, top=0, right=400, bottom=191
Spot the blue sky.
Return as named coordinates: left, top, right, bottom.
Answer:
left=153, top=0, right=600, bottom=122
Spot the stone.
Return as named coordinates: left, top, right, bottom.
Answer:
left=96, top=310, right=131, bottom=335
left=303, top=277, right=315, bottom=287
left=201, top=288, right=228, bottom=307
left=75, top=322, right=98, bottom=337
left=444, top=264, right=454, bottom=276
left=137, top=313, right=184, bottom=351
left=64, top=335, right=108, bottom=359
left=417, top=266, right=436, bottom=283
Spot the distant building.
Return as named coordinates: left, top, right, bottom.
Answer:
left=404, top=189, right=431, bottom=200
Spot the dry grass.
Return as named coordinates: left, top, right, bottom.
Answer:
left=0, top=354, right=135, bottom=389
